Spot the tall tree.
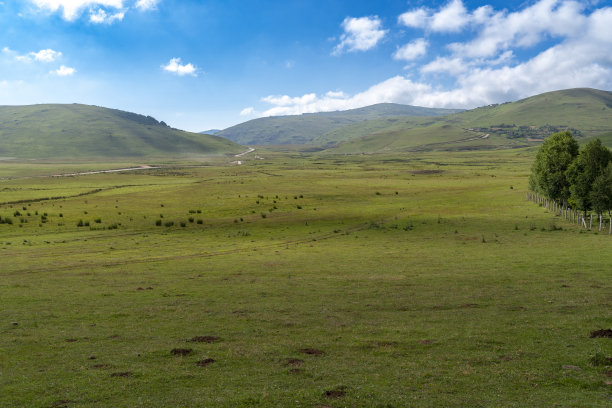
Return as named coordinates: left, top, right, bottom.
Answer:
left=590, top=163, right=612, bottom=218
left=529, top=131, right=579, bottom=203
left=566, top=138, right=612, bottom=214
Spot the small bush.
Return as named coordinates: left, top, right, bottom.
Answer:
left=188, top=217, right=194, bottom=223
left=94, top=218, right=102, bottom=224
left=164, top=221, right=174, bottom=227
left=155, top=220, right=162, bottom=226
left=180, top=222, right=186, bottom=227
left=197, top=219, right=203, bottom=224
left=261, top=213, right=267, bottom=218
left=77, top=220, right=84, bottom=227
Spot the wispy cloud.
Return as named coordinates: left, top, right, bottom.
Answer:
left=10, top=48, right=63, bottom=63
left=29, top=0, right=158, bottom=22
left=135, top=0, right=159, bottom=11
left=162, top=58, right=198, bottom=76
left=89, top=8, right=124, bottom=24
left=30, top=0, right=124, bottom=21
left=333, top=16, right=387, bottom=55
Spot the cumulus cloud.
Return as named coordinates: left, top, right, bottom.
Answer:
left=162, top=58, right=198, bottom=76
left=89, top=8, right=124, bottom=23
left=52, top=65, right=76, bottom=76
left=333, top=16, right=387, bottom=54
left=255, top=0, right=612, bottom=117
left=398, top=0, right=473, bottom=32
left=393, top=38, right=428, bottom=61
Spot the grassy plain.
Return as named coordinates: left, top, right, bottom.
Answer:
left=1, top=149, right=611, bottom=407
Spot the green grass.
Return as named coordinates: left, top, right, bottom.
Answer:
left=0, top=104, right=242, bottom=159
left=1, top=150, right=611, bottom=407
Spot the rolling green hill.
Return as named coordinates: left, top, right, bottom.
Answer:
left=328, top=88, right=612, bottom=153
left=0, top=104, right=242, bottom=159
left=215, top=103, right=463, bottom=145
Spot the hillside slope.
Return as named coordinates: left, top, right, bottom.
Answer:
left=0, top=104, right=241, bottom=159
left=329, top=88, right=612, bottom=153
left=216, top=103, right=463, bottom=145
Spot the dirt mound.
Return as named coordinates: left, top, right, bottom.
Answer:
left=323, top=386, right=347, bottom=399
left=110, top=372, right=132, bottom=377
left=171, top=348, right=193, bottom=356
left=189, top=336, right=221, bottom=343
left=590, top=329, right=612, bottom=338
left=299, top=348, right=324, bottom=356
left=284, top=358, right=304, bottom=366
left=196, top=358, right=215, bottom=367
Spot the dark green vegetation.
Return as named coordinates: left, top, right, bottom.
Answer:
left=1, top=150, right=611, bottom=407
left=216, top=103, right=464, bottom=146
left=530, top=132, right=612, bottom=223
left=0, top=104, right=242, bottom=159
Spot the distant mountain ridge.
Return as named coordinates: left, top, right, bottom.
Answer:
left=0, top=104, right=241, bottom=159
left=327, top=88, right=612, bottom=153
left=216, top=103, right=464, bottom=145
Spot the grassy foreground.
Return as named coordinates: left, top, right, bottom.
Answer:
left=1, top=150, right=611, bottom=407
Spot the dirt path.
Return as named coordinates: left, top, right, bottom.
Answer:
left=50, top=165, right=159, bottom=177
left=235, top=147, right=255, bottom=157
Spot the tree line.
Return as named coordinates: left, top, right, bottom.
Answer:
left=528, top=131, right=612, bottom=233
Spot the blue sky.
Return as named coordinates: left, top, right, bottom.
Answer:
left=1, top=0, right=611, bottom=131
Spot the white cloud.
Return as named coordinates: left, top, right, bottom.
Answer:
left=398, top=9, right=428, bottom=29
left=162, top=58, right=197, bottom=76
left=393, top=38, right=428, bottom=61
left=29, top=0, right=159, bottom=21
left=135, top=0, right=158, bottom=10
left=30, top=0, right=123, bottom=20
left=398, top=0, right=471, bottom=33
left=52, top=65, right=76, bottom=76
left=89, top=8, right=124, bottom=23
left=240, top=107, right=255, bottom=116
left=333, top=16, right=388, bottom=54
left=430, top=0, right=470, bottom=32
left=11, top=48, right=62, bottom=63
left=31, top=49, right=62, bottom=62
left=258, top=1, right=612, bottom=117
left=448, top=0, right=589, bottom=58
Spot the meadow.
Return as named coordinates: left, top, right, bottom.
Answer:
left=1, top=149, right=610, bottom=407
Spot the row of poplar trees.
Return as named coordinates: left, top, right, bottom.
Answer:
left=529, top=131, right=612, bottom=223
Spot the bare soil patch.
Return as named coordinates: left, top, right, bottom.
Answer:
left=590, top=329, right=612, bottom=338
left=284, top=358, right=304, bottom=366
left=419, top=339, right=435, bottom=345
left=189, top=336, right=221, bottom=343
left=91, top=364, right=112, bottom=369
left=299, top=348, right=324, bottom=356
left=323, top=386, right=347, bottom=399
left=64, top=338, right=78, bottom=343
left=196, top=358, right=215, bottom=367
left=171, top=348, right=193, bottom=356
left=110, top=372, right=132, bottom=377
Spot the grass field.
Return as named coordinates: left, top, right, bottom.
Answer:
left=1, top=149, right=611, bottom=407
